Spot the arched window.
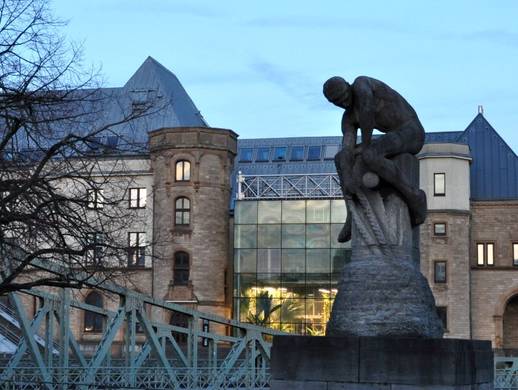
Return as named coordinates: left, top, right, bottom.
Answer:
left=84, top=292, right=104, bottom=333
left=175, top=160, right=191, bottom=182
left=174, top=251, right=190, bottom=286
left=175, top=197, right=190, bottom=225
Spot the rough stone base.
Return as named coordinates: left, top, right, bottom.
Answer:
left=271, top=336, right=493, bottom=390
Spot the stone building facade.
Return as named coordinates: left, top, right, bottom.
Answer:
left=5, top=57, right=518, bottom=354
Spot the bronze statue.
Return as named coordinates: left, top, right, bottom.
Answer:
left=323, top=76, right=427, bottom=242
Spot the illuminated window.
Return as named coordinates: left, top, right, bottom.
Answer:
left=290, top=146, right=304, bottom=161
left=129, top=188, right=147, bottom=208
left=87, top=189, right=104, bottom=209
left=256, top=147, right=270, bottom=162
left=175, top=160, right=191, bottom=181
left=514, top=243, right=518, bottom=266
left=433, top=223, right=447, bottom=236
left=175, top=197, right=190, bottom=225
left=436, top=306, right=447, bottom=331
left=84, top=292, right=104, bottom=333
left=434, top=261, right=447, bottom=283
left=307, top=146, right=321, bottom=161
left=174, top=252, right=190, bottom=285
left=128, top=232, right=146, bottom=267
left=477, top=242, right=495, bottom=266
left=434, top=173, right=445, bottom=196
left=273, top=147, right=287, bottom=161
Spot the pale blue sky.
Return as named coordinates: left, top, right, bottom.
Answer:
left=53, top=0, right=518, bottom=150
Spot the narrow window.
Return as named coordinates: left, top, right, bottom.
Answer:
left=170, top=312, right=190, bottom=343
left=84, top=292, right=104, bottom=333
left=477, top=243, right=485, bottom=266
left=434, top=261, right=447, bottom=283
left=434, top=173, right=445, bottom=196
left=239, top=148, right=253, bottom=162
left=87, top=189, right=104, bottom=209
left=128, top=232, right=146, bottom=267
left=290, top=146, right=304, bottom=161
left=256, top=147, right=270, bottom=162
left=129, top=188, right=147, bottom=209
left=307, top=146, right=321, bottom=161
left=487, top=243, right=494, bottom=266
left=175, top=197, right=190, bottom=225
left=436, top=306, right=447, bottom=331
left=513, top=243, right=518, bottom=266
left=86, top=232, right=104, bottom=265
left=175, top=160, right=191, bottom=181
left=174, top=252, right=190, bottom=285
left=273, top=147, right=287, bottom=161
left=433, top=223, right=447, bottom=236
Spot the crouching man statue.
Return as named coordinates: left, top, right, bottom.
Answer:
left=323, top=76, right=427, bottom=243
left=323, top=76, right=443, bottom=338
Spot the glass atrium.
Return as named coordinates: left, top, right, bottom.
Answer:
left=233, top=199, right=351, bottom=335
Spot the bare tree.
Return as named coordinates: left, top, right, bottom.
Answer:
left=0, top=0, right=159, bottom=294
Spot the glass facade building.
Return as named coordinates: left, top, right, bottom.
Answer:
left=233, top=199, right=351, bottom=335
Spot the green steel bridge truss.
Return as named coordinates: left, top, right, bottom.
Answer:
left=0, top=271, right=283, bottom=389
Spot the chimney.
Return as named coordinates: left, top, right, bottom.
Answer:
left=478, top=105, right=484, bottom=115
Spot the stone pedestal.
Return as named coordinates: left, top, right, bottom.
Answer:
left=271, top=335, right=494, bottom=389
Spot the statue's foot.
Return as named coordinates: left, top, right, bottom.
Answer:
left=409, top=189, right=427, bottom=226
left=338, top=216, right=352, bottom=242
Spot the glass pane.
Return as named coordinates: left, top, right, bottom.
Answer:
left=281, top=273, right=306, bottom=298
left=258, top=201, right=281, bottom=224
left=240, top=148, right=253, bottom=162
left=234, top=298, right=254, bottom=323
left=306, top=224, right=330, bottom=248
left=235, top=201, right=258, bottom=224
left=234, top=225, right=257, bottom=248
left=235, top=249, right=257, bottom=273
left=434, top=262, right=446, bottom=282
left=324, top=145, right=339, bottom=160
left=257, top=273, right=281, bottom=291
left=307, top=249, right=331, bottom=273
left=175, top=162, right=183, bottom=180
left=282, top=224, right=305, bottom=248
left=331, top=224, right=350, bottom=248
left=257, top=249, right=281, bottom=273
left=282, top=200, right=306, bottom=223
left=258, top=225, right=281, bottom=248
left=139, top=188, right=147, bottom=207
left=306, top=274, right=332, bottom=298
left=487, top=243, right=494, bottom=265
left=434, top=223, right=446, bottom=235
left=273, top=147, right=287, bottom=161
left=183, top=162, right=191, bottom=180
left=290, top=146, right=304, bottom=161
left=306, top=299, right=333, bottom=327
left=331, top=200, right=347, bottom=223
left=280, top=298, right=305, bottom=324
left=514, top=244, right=518, bottom=265
left=130, top=189, right=138, bottom=208
left=282, top=249, right=305, bottom=273
left=306, top=200, right=330, bottom=223
left=434, top=173, right=445, bottom=195
left=477, top=243, right=484, bottom=266
left=256, top=147, right=270, bottom=162
left=331, top=248, right=351, bottom=273
left=237, top=274, right=256, bottom=297
left=307, top=146, right=321, bottom=161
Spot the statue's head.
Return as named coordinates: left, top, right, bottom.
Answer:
left=323, top=76, right=351, bottom=109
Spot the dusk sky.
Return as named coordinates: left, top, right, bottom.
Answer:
left=53, top=1, right=518, bottom=151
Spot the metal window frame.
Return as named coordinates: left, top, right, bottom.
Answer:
left=128, top=231, right=146, bottom=267
left=433, top=222, right=447, bottom=236
left=174, top=197, right=191, bottom=226
left=128, top=187, right=147, bottom=209
left=433, top=260, right=447, bottom=283
left=175, top=160, right=191, bottom=182
left=433, top=172, right=446, bottom=196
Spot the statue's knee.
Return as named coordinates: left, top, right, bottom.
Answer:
left=362, top=147, right=380, bottom=169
